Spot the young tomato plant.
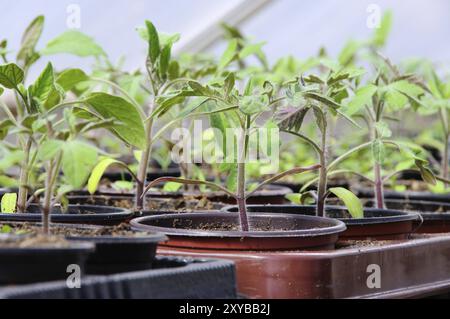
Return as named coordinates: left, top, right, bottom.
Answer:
left=419, top=70, right=450, bottom=187
left=88, top=21, right=220, bottom=211
left=276, top=68, right=365, bottom=218
left=0, top=15, right=111, bottom=213
left=341, top=57, right=438, bottom=208
left=0, top=59, right=145, bottom=234
left=140, top=73, right=320, bottom=231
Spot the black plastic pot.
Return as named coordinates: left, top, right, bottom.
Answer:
left=67, top=195, right=226, bottom=215
left=67, top=230, right=168, bottom=275
left=358, top=198, right=450, bottom=234
left=354, top=186, right=450, bottom=204
left=131, top=212, right=346, bottom=251
left=0, top=256, right=237, bottom=299
left=0, top=205, right=133, bottom=226
left=221, top=205, right=420, bottom=240
left=103, top=167, right=181, bottom=183
left=0, top=238, right=94, bottom=285
left=274, top=179, right=350, bottom=194
left=70, top=184, right=292, bottom=205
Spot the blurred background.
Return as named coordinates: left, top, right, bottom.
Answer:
left=1, top=0, right=449, bottom=80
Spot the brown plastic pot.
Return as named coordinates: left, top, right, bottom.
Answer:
left=158, top=234, right=450, bottom=299
left=130, top=212, right=346, bottom=251
left=221, top=205, right=420, bottom=240
left=70, top=184, right=293, bottom=205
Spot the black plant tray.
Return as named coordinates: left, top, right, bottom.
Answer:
left=0, top=256, right=237, bottom=299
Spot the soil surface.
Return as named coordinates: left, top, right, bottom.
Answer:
left=0, top=234, right=70, bottom=248
left=72, top=195, right=223, bottom=212
left=0, top=223, right=151, bottom=239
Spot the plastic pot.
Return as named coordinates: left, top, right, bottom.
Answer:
left=66, top=228, right=168, bottom=275
left=71, top=184, right=293, bottom=205
left=0, top=204, right=133, bottom=226
left=357, top=198, right=450, bottom=234
left=0, top=238, right=94, bottom=285
left=354, top=185, right=450, bottom=204
left=0, top=256, right=237, bottom=299
left=221, top=205, right=420, bottom=240
left=158, top=234, right=450, bottom=299
left=67, top=195, right=226, bottom=215
left=102, top=167, right=181, bottom=183
left=130, top=212, right=346, bottom=251
left=274, top=179, right=350, bottom=194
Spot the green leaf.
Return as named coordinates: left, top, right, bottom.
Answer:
left=372, top=11, right=393, bottom=47
left=346, top=84, right=377, bottom=115
left=239, top=95, right=269, bottom=115
left=0, top=175, right=18, bottom=188
left=29, top=62, right=55, bottom=107
left=0, top=87, right=3, bottom=96
left=145, top=21, right=160, bottom=64
left=41, top=31, right=105, bottom=57
left=329, top=188, right=364, bottom=219
left=226, top=165, right=238, bottom=193
left=239, top=42, right=266, bottom=60
left=375, top=122, right=392, bottom=138
left=88, top=158, right=128, bottom=194
left=112, top=181, right=134, bottom=191
left=17, top=16, right=45, bottom=66
left=85, top=93, right=146, bottom=149
left=416, top=160, right=437, bottom=186
left=56, top=68, right=89, bottom=91
left=62, top=141, right=98, bottom=189
left=0, top=63, right=24, bottom=89
left=159, top=44, right=171, bottom=78
left=0, top=120, right=14, bottom=140
left=163, top=182, right=183, bottom=192
left=1, top=193, right=17, bottom=214
left=219, top=39, right=238, bottom=70
left=38, top=139, right=64, bottom=161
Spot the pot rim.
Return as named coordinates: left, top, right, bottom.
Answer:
left=0, top=204, right=133, bottom=220
left=130, top=212, right=347, bottom=238
left=0, top=240, right=95, bottom=254
left=220, top=204, right=420, bottom=225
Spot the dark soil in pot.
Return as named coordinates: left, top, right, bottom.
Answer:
left=68, top=195, right=225, bottom=215
left=1, top=222, right=167, bottom=275
left=70, top=184, right=293, bottom=205
left=0, top=234, right=94, bottom=285
left=0, top=204, right=133, bottom=226
left=130, top=212, right=346, bottom=251
left=221, top=205, right=420, bottom=240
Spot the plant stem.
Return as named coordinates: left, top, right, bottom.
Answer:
left=135, top=103, right=155, bottom=211
left=17, top=137, right=32, bottom=213
left=42, top=162, right=53, bottom=235
left=374, top=162, right=385, bottom=209
left=316, top=126, right=328, bottom=218
left=443, top=133, right=449, bottom=187
left=236, top=117, right=251, bottom=232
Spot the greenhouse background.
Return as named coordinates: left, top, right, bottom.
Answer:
left=2, top=0, right=449, bottom=80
